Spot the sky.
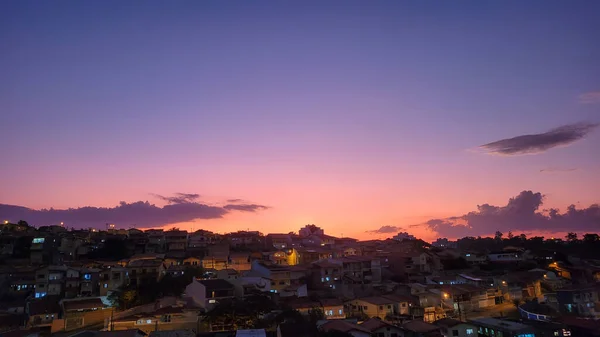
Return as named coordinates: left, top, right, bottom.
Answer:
left=1, top=1, right=599, bottom=241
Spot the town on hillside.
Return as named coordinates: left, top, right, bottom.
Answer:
left=1, top=221, right=600, bottom=337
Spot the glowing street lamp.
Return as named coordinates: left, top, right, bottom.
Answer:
left=3, top=220, right=8, bottom=224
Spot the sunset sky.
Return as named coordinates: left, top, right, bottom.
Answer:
left=1, top=1, right=599, bottom=241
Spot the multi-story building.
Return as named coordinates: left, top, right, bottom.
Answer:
left=35, top=266, right=67, bottom=298
left=556, top=284, right=600, bottom=318
left=127, top=259, right=165, bottom=286
left=99, top=266, right=129, bottom=296
left=165, top=230, right=188, bottom=252
left=251, top=261, right=293, bottom=293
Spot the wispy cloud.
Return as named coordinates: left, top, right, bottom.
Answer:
left=152, top=193, right=200, bottom=204
left=539, top=167, right=578, bottom=173
left=423, top=191, right=600, bottom=238
left=366, top=225, right=402, bottom=234
left=223, top=204, right=270, bottom=212
left=479, top=122, right=598, bottom=156
left=579, top=91, right=600, bottom=104
left=0, top=193, right=270, bottom=229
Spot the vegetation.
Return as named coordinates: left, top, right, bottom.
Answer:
left=109, top=266, right=204, bottom=309
left=456, top=232, right=600, bottom=260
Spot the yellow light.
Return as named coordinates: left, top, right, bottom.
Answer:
left=502, top=280, right=506, bottom=285
left=443, top=292, right=449, bottom=299
left=60, top=222, right=64, bottom=226
left=3, top=220, right=8, bottom=224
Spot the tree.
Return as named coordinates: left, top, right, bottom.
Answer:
left=308, top=307, right=325, bottom=324
left=519, top=234, right=527, bottom=241
left=566, top=232, right=578, bottom=242
left=583, top=233, right=600, bottom=243
left=508, top=231, right=514, bottom=239
left=17, top=220, right=29, bottom=227
left=108, top=288, right=138, bottom=310
left=494, top=231, right=503, bottom=241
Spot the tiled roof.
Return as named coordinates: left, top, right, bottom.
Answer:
left=320, top=320, right=371, bottom=334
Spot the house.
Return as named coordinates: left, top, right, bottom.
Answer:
left=495, top=271, right=544, bottom=302
left=111, top=306, right=198, bottom=335
left=319, top=320, right=371, bottom=337
left=556, top=284, right=600, bottom=318
left=26, top=296, right=61, bottom=328
left=80, top=268, right=101, bottom=296
left=345, top=295, right=413, bottom=320
left=437, top=284, right=496, bottom=315
left=127, top=259, right=165, bottom=285
left=360, top=318, right=404, bottom=337
left=266, top=234, right=294, bottom=250
left=287, top=298, right=345, bottom=319
left=216, top=269, right=239, bottom=281
left=184, top=278, right=235, bottom=311
left=182, top=256, right=201, bottom=267
left=251, top=261, right=292, bottom=293
left=332, top=256, right=382, bottom=285
left=99, top=267, right=129, bottom=296
left=165, top=230, right=188, bottom=252
left=35, top=265, right=67, bottom=298
left=61, top=297, right=108, bottom=331
left=202, top=256, right=229, bottom=271
left=229, top=253, right=252, bottom=271
left=401, top=320, right=443, bottom=337
left=297, top=247, right=333, bottom=264
left=487, top=252, right=523, bottom=263
left=311, top=260, right=342, bottom=290
left=432, top=318, right=476, bottom=337
left=468, top=318, right=535, bottom=337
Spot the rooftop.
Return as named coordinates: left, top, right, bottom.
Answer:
left=63, top=298, right=104, bottom=311
left=468, top=318, right=532, bottom=332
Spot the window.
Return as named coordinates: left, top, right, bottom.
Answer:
left=363, top=306, right=368, bottom=310
left=402, top=303, right=407, bottom=307
left=466, top=328, right=474, bottom=335
left=338, top=309, right=343, bottom=315
left=452, top=330, right=459, bottom=336
left=379, top=306, right=384, bottom=310
left=83, top=274, right=91, bottom=280
left=33, top=238, right=45, bottom=244
left=104, top=284, right=108, bottom=288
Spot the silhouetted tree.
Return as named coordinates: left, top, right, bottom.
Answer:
left=494, top=231, right=503, bottom=241
left=566, top=232, right=578, bottom=242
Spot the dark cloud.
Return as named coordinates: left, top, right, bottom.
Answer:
left=424, top=191, right=600, bottom=238
left=479, top=123, right=598, bottom=155
left=367, top=225, right=402, bottom=234
left=0, top=194, right=269, bottom=229
left=579, top=91, right=600, bottom=104
left=226, top=199, right=244, bottom=203
left=540, top=168, right=578, bottom=173
left=223, top=204, right=270, bottom=212
left=152, top=193, right=200, bottom=204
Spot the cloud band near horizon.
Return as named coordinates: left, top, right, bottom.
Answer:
left=422, top=190, right=600, bottom=238
left=0, top=193, right=270, bottom=229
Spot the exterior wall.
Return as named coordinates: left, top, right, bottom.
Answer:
left=346, top=299, right=394, bottom=319
left=439, top=323, right=477, bottom=337
left=64, top=308, right=111, bottom=331
left=185, top=279, right=208, bottom=309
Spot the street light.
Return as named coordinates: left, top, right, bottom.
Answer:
left=3, top=220, right=8, bottom=224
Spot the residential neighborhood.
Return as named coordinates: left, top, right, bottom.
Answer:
left=1, top=222, right=599, bottom=337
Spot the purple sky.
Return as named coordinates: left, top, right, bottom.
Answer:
left=1, top=1, right=599, bottom=240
